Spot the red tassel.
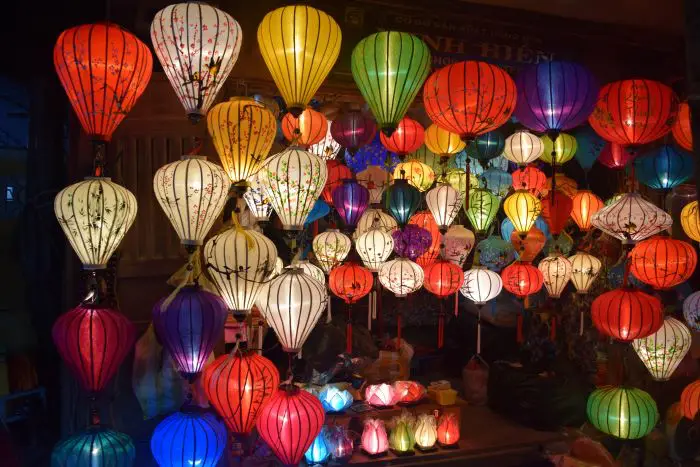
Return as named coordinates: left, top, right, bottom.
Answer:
left=438, top=313, right=445, bottom=349
left=346, top=321, right=352, bottom=354
left=550, top=316, right=557, bottom=341
left=517, top=314, right=523, bottom=343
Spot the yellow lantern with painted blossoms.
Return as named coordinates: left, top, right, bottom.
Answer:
left=504, top=190, right=542, bottom=235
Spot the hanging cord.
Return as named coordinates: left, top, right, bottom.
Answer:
left=346, top=302, right=353, bottom=354
left=160, top=248, right=198, bottom=313
left=476, top=306, right=482, bottom=355
left=437, top=299, right=445, bottom=349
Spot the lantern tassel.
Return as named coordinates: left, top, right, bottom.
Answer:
left=346, top=304, right=353, bottom=354
left=477, top=308, right=482, bottom=355
left=579, top=310, right=584, bottom=337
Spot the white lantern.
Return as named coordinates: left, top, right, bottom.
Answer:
left=358, top=166, right=392, bottom=205
left=460, top=267, right=502, bottom=305
left=203, top=227, right=277, bottom=317
left=153, top=156, right=230, bottom=246
left=569, top=252, right=602, bottom=294
left=591, top=192, right=672, bottom=244
left=258, top=147, right=328, bottom=231
left=291, top=259, right=326, bottom=284
left=443, top=225, right=475, bottom=268
left=354, top=208, right=398, bottom=239
left=312, top=229, right=351, bottom=274
left=308, top=120, right=341, bottom=160
left=378, top=258, right=424, bottom=297
left=426, top=184, right=462, bottom=231
left=503, top=130, right=544, bottom=166
left=151, top=3, right=242, bottom=121
left=538, top=254, right=572, bottom=298
left=243, top=172, right=273, bottom=222
left=268, top=256, right=284, bottom=279
left=356, top=228, right=394, bottom=272
left=256, top=267, right=328, bottom=352
left=632, top=316, right=692, bottom=382
left=55, top=177, right=137, bottom=270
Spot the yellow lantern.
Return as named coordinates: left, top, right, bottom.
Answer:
left=538, top=254, right=572, bottom=299
left=393, top=161, right=435, bottom=192
left=569, top=252, right=602, bottom=294
left=257, top=5, right=341, bottom=115
left=681, top=201, right=700, bottom=242
left=504, top=190, right=542, bottom=235
left=540, top=133, right=577, bottom=165
left=424, top=124, right=465, bottom=157
left=413, top=414, right=438, bottom=450
left=207, top=97, right=277, bottom=185
left=443, top=169, right=480, bottom=199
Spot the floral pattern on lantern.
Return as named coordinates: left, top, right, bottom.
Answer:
left=538, top=254, right=572, bottom=298
left=504, top=130, right=544, bottom=166
left=444, top=225, right=476, bottom=267
left=501, top=262, right=544, bottom=298
left=365, top=383, right=397, bottom=407
left=571, top=191, right=604, bottom=231
left=151, top=410, right=227, bottom=467
left=477, top=236, right=516, bottom=272
left=362, top=419, right=389, bottom=455
left=437, top=413, right=460, bottom=446
left=379, top=258, right=425, bottom=297
left=355, top=208, right=399, bottom=239
left=569, top=252, right=602, bottom=294
left=591, top=288, right=663, bottom=342
left=309, top=120, right=342, bottom=160
left=414, top=414, right=438, bottom=450
left=319, top=385, right=354, bottom=412
left=587, top=386, right=659, bottom=440
left=629, top=236, right=697, bottom=289
left=393, top=161, right=435, bottom=192
left=243, top=172, right=273, bottom=222
left=392, top=225, right=431, bottom=261
left=632, top=316, right=692, bottom=382
left=281, top=107, right=328, bottom=147
left=461, top=267, right=503, bottom=305
left=358, top=166, right=392, bottom=205
left=356, top=227, right=394, bottom=272
left=393, top=380, right=427, bottom=404
left=313, top=229, right=352, bottom=273
left=591, top=192, right=672, bottom=244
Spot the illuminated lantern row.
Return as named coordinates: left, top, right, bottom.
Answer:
left=151, top=3, right=240, bottom=121
left=540, top=132, right=577, bottom=165
left=673, top=102, right=693, bottom=151
left=379, top=257, right=425, bottom=297
left=681, top=380, right=700, bottom=420
left=425, top=124, right=466, bottom=157
left=461, top=267, right=503, bottom=305
left=244, top=173, right=274, bottom=222
left=511, top=228, right=546, bottom=262
left=635, top=145, right=694, bottom=190
left=151, top=410, right=227, bottom=467
left=332, top=179, right=370, bottom=228
left=503, top=130, right=544, bottom=166
left=512, top=166, right=547, bottom=198
left=443, top=225, right=476, bottom=267
left=282, top=107, right=328, bottom=147
left=465, top=188, right=500, bottom=234
left=309, top=120, right=342, bottom=160
left=683, top=291, right=700, bottom=332
left=504, top=190, right=542, bottom=235
left=381, top=117, right=425, bottom=156
left=541, top=191, right=572, bottom=235
left=323, top=160, right=353, bottom=204
left=52, top=426, right=135, bottom=466
left=356, top=227, right=394, bottom=272
left=569, top=252, right=602, bottom=294
left=466, top=131, right=505, bottom=162
left=426, top=184, right=462, bottom=231
left=591, top=192, right=672, bottom=244
left=313, top=229, right=352, bottom=273
left=384, top=179, right=421, bottom=227
left=629, top=236, right=697, bottom=289
left=501, top=262, right=543, bottom=298
left=570, top=191, right=604, bottom=231
left=591, top=288, right=663, bottom=341
left=394, top=160, right=435, bottom=192
left=362, top=419, right=390, bottom=455
left=331, top=111, right=377, bottom=154
left=598, top=142, right=632, bottom=169
left=681, top=201, right=700, bottom=242
left=632, top=316, right=692, bottom=381
left=538, top=254, right=572, bottom=298
left=587, top=386, right=658, bottom=440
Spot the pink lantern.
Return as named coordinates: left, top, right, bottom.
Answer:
left=364, top=383, right=397, bottom=407
left=361, top=419, right=389, bottom=455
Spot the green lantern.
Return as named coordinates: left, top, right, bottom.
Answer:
left=351, top=31, right=431, bottom=136
left=389, top=414, right=416, bottom=453
left=586, top=386, right=659, bottom=440
left=540, top=133, right=577, bottom=165
left=465, top=188, right=500, bottom=234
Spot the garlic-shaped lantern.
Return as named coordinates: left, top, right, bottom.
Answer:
left=258, top=147, right=328, bottom=231
left=378, top=257, right=424, bottom=297
left=461, top=267, right=503, bottom=305
left=389, top=412, right=415, bottom=454
left=312, top=229, right=352, bottom=274
left=356, top=228, right=394, bottom=272
left=243, top=172, right=273, bottom=222
left=55, top=177, right=137, bottom=269
left=414, top=413, right=438, bottom=450
left=591, top=192, right=672, bottom=244
left=632, top=316, right=692, bottom=382
left=569, top=252, right=602, bottom=294
left=426, top=184, right=462, bottom=231
left=361, top=419, right=389, bottom=455
left=153, top=156, right=230, bottom=245
left=538, top=253, right=572, bottom=298
left=443, top=225, right=476, bottom=268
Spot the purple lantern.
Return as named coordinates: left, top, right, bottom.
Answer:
left=331, top=111, right=377, bottom=154
left=152, top=285, right=227, bottom=382
left=332, top=179, right=370, bottom=228
left=514, top=61, right=599, bottom=134
left=392, top=225, right=431, bottom=260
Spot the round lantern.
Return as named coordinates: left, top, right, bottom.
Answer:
left=477, top=235, right=516, bottom=272
left=152, top=286, right=227, bottom=381
left=540, top=133, right=577, bottom=165
left=329, top=262, right=373, bottom=304
left=52, top=304, right=135, bottom=393
left=319, top=386, right=354, bottom=413
left=331, top=111, right=377, bottom=153
left=591, top=192, right=672, bottom=244
left=681, top=380, right=700, bottom=420
left=358, top=166, right=392, bottom=205
left=257, top=6, right=340, bottom=114
left=503, top=130, right=544, bottom=166
left=588, top=79, right=679, bottom=146
left=151, top=410, right=227, bottom=467
left=365, top=383, right=397, bottom=407
left=380, top=117, right=425, bottom=156
left=444, top=225, right=476, bottom=267
left=501, top=262, right=544, bottom=298
left=52, top=426, right=135, bottom=467
left=587, top=386, right=658, bottom=440
left=426, top=184, right=462, bottom=231
left=332, top=179, right=370, bottom=228
left=598, top=142, right=633, bottom=169
left=55, top=178, right=137, bottom=270
left=378, top=257, right=424, bottom=297
left=681, top=201, right=700, bottom=242
left=437, top=413, right=460, bottom=446
left=511, top=165, right=547, bottom=199
left=591, top=288, right=663, bottom=341
left=504, top=190, right=542, bottom=235
left=466, top=131, right=506, bottom=162
left=243, top=173, right=274, bottom=222
left=356, top=228, right=394, bottom=272
left=633, top=316, right=692, bottom=382
left=409, top=211, right=442, bottom=268
left=355, top=208, right=398, bottom=239
left=362, top=419, right=389, bottom=455
left=538, top=254, right=572, bottom=298
left=570, top=191, right=604, bottom=231
left=204, top=227, right=277, bottom=317
left=635, top=145, right=694, bottom=190
left=312, top=229, right=352, bottom=273
left=393, top=381, right=427, bottom=404
left=281, top=107, right=328, bottom=147
left=573, top=126, right=606, bottom=170
left=258, top=147, right=328, bottom=230
left=673, top=102, right=692, bottom=151
left=393, top=161, right=435, bottom=192
left=323, top=160, right=354, bottom=204
left=352, top=32, right=431, bottom=135
left=424, top=260, right=463, bottom=297
left=256, top=267, right=328, bottom=352
left=309, top=120, right=342, bottom=160
left=541, top=191, right=573, bottom=235
left=461, top=267, right=503, bottom=305
left=383, top=179, right=421, bottom=227
left=202, top=350, right=280, bottom=434
left=511, top=228, right=546, bottom=262
left=151, top=3, right=240, bottom=121
left=54, top=23, right=152, bottom=141
left=683, top=291, right=700, bottom=332
left=465, top=188, right=500, bottom=234
left=423, top=61, right=516, bottom=140
left=569, top=252, right=602, bottom=294
left=305, top=427, right=331, bottom=465
left=425, top=124, right=466, bottom=157
left=207, top=97, right=278, bottom=184
left=629, top=236, right=697, bottom=289
left=414, top=414, right=438, bottom=450
left=392, top=225, right=431, bottom=261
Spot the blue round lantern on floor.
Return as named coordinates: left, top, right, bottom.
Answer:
left=52, top=426, right=135, bottom=467
left=634, top=145, right=694, bottom=190
left=151, top=410, right=227, bottom=467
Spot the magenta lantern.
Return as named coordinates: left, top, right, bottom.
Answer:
left=331, top=111, right=377, bottom=154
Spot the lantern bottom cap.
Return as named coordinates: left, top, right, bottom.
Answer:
left=282, top=346, right=301, bottom=353
left=283, top=225, right=304, bottom=231
left=182, top=239, right=203, bottom=246
left=83, top=264, right=108, bottom=270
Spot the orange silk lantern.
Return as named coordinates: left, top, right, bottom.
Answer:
left=511, top=228, right=546, bottom=262
left=512, top=166, right=547, bottom=198
left=322, top=160, right=353, bottom=205
left=571, top=190, right=604, bottom=231
left=409, top=211, right=441, bottom=268
left=541, top=191, right=573, bottom=235
left=425, top=124, right=466, bottom=157
left=501, top=262, right=543, bottom=298
left=629, top=237, right=697, bottom=290
left=329, top=262, right=373, bottom=353
left=282, top=107, right=328, bottom=147
left=54, top=23, right=153, bottom=142
left=673, top=102, right=692, bottom=151
left=380, top=117, right=425, bottom=157
left=436, top=413, right=460, bottom=446
left=681, top=380, right=700, bottom=420
left=591, top=288, right=663, bottom=341
left=393, top=381, right=427, bottom=404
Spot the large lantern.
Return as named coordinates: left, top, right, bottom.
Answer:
left=204, top=227, right=278, bottom=317
left=54, top=23, right=152, bottom=142
left=358, top=166, right=392, bottom=205
left=329, top=262, right=373, bottom=304
left=393, top=161, right=435, bottom=192
left=444, top=225, right=476, bottom=267
left=425, top=124, right=466, bottom=157
left=511, top=228, right=546, bottom=262
left=202, top=350, right=280, bottom=435
left=52, top=305, right=135, bottom=394
left=362, top=419, right=389, bottom=455
left=681, top=380, right=700, bottom=420
left=331, top=111, right=377, bottom=153
left=673, top=102, right=693, bottom=151
left=356, top=228, right=394, bottom=272
left=281, top=107, right=328, bottom=147
left=465, top=188, right=500, bottom=234
left=208, top=97, right=278, bottom=185
left=466, top=131, right=506, bottom=162
left=256, top=386, right=325, bottom=466
left=152, top=286, right=227, bottom=381
left=538, top=254, right=572, bottom=298
left=632, top=316, right=692, bottom=382
left=322, top=160, right=354, bottom=204
left=635, top=145, right=694, bottom=190
left=681, top=201, right=700, bottom=242
left=355, top=208, right=398, bottom=238
left=257, top=6, right=341, bottom=114
left=151, top=3, right=240, bottom=121
left=629, top=236, right=697, bottom=289
left=570, top=191, right=604, bottom=231
left=503, top=130, right=544, bottom=166
left=258, top=147, right=328, bottom=230
left=380, top=117, right=425, bottom=157
left=312, top=229, right=352, bottom=273
left=569, top=252, right=602, bottom=294
left=511, top=166, right=547, bottom=198
left=378, top=257, right=424, bottom=297
left=243, top=173, right=273, bottom=222
left=541, top=191, right=573, bottom=235
left=501, top=262, right=543, bottom=298
left=424, top=260, right=463, bottom=298
left=55, top=178, right=137, bottom=270
left=591, top=192, right=672, bottom=244
left=461, top=267, right=503, bottom=305
left=423, top=61, right=516, bottom=140
left=540, top=133, right=577, bottom=165
left=504, top=190, right=542, bottom=235
left=384, top=179, right=421, bottom=227
left=52, top=426, right=135, bottom=466
left=426, top=184, right=462, bottom=231
left=587, top=386, right=658, bottom=440
left=591, top=288, right=663, bottom=341
left=332, top=180, right=370, bottom=229
left=352, top=32, right=431, bottom=135
left=151, top=410, right=227, bottom=467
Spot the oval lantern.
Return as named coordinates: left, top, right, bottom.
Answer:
left=202, top=350, right=280, bottom=435
left=681, top=201, right=700, bottom=243
left=356, top=228, right=394, bottom=272
left=358, top=166, right=392, bottom=205
left=331, top=111, right=377, bottom=153
left=591, top=192, right=672, bottom=244
left=424, top=260, right=463, bottom=298
left=312, top=229, right=352, bottom=273
left=511, top=165, right=547, bottom=199
left=569, top=252, right=602, bottom=294
left=378, top=257, right=425, bottom=297
left=362, top=419, right=390, bottom=455
left=151, top=410, right=227, bottom=467
left=504, top=190, right=542, bottom=235
left=151, top=3, right=241, bottom=121
left=541, top=191, right=573, bottom=235
left=591, top=288, right=663, bottom=341
left=437, top=413, right=460, bottom=446
left=332, top=179, right=370, bottom=228
left=52, top=304, right=135, bottom=394
left=444, top=225, right=476, bottom=267
left=354, top=208, right=398, bottom=239
left=503, top=130, right=544, bottom=166
left=329, top=262, right=374, bottom=304
left=570, top=190, right=604, bottom=232
left=598, top=142, right=633, bottom=169
left=501, top=262, right=544, bottom=298
left=426, top=184, right=462, bottom=231
left=629, top=236, right=697, bottom=289
left=538, top=254, right=572, bottom=298
left=632, top=316, right=692, bottom=382
left=281, top=107, right=328, bottom=147
left=587, top=386, right=658, bottom=440
left=425, top=124, right=466, bottom=157
left=635, top=145, right=694, bottom=190
left=673, top=102, right=692, bottom=151
left=461, top=267, right=503, bottom=305
left=383, top=179, right=422, bottom=227
left=309, top=120, right=342, bottom=161
left=322, top=160, right=354, bottom=205
left=477, top=235, right=516, bottom=272
left=545, top=174, right=578, bottom=199
left=392, top=225, right=432, bottom=261
left=393, top=161, right=435, bottom=192
left=465, top=188, right=500, bottom=234
left=683, top=291, right=700, bottom=332
left=681, top=380, right=700, bottom=420
left=466, top=131, right=506, bottom=162
left=511, top=228, right=546, bottom=262
left=52, top=426, right=135, bottom=467
left=352, top=31, right=431, bottom=135
left=380, top=117, right=425, bottom=157
left=257, top=5, right=341, bottom=114
left=54, top=23, right=152, bottom=141
left=540, top=133, right=577, bottom=165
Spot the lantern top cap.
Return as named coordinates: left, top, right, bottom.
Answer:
left=83, top=176, right=111, bottom=181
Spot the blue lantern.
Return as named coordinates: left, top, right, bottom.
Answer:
left=345, top=133, right=399, bottom=173
left=477, top=235, right=515, bottom=272
left=466, top=131, right=505, bottom=161
left=383, top=179, right=421, bottom=227
left=634, top=145, right=694, bottom=190
left=319, top=385, right=354, bottom=412
left=305, top=427, right=331, bottom=465
left=52, top=426, right=135, bottom=467
left=481, top=168, right=512, bottom=198
left=573, top=126, right=605, bottom=171
left=151, top=411, right=227, bottom=467
left=305, top=200, right=331, bottom=226
left=501, top=217, right=550, bottom=242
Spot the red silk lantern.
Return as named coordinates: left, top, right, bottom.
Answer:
left=501, top=262, right=543, bottom=298
left=629, top=237, right=697, bottom=290
left=512, top=166, right=547, bottom=198
left=570, top=190, right=604, bottom=231
left=393, top=380, right=427, bottom=404
left=511, top=228, right=546, bottom=262
left=591, top=288, right=663, bottom=341
left=331, top=111, right=377, bottom=153
left=588, top=79, right=679, bottom=146
left=423, top=61, right=516, bottom=141
left=673, top=102, right=692, bottom=151
left=437, top=413, right=460, bottom=446
left=380, top=117, right=424, bottom=156
left=329, top=262, right=373, bottom=304
left=681, top=380, right=700, bottom=420
left=256, top=386, right=325, bottom=466
left=54, top=23, right=153, bottom=142
left=598, top=142, right=633, bottom=169
left=281, top=107, right=328, bottom=147
left=202, top=350, right=280, bottom=435
left=423, top=260, right=463, bottom=298
left=322, top=160, right=353, bottom=204
left=409, top=211, right=441, bottom=268
left=52, top=304, right=135, bottom=393
left=541, top=191, right=573, bottom=235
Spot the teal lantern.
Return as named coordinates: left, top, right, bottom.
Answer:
left=467, top=131, right=505, bottom=161
left=476, top=235, right=515, bottom=272
left=383, top=179, right=421, bottom=227
left=305, top=426, right=332, bottom=464
left=481, top=168, right=512, bottom=198
left=587, top=386, right=659, bottom=440
left=634, top=145, right=694, bottom=190
left=52, top=426, right=135, bottom=467
left=572, top=126, right=605, bottom=171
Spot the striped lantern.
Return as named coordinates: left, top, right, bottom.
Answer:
left=426, top=184, right=462, bottom=231
left=501, top=262, right=544, bottom=298
left=586, top=386, right=658, bottom=440
left=591, top=192, right=672, bottom=244
left=538, top=254, right=572, bottom=298
left=312, top=229, right=352, bottom=274
left=568, top=252, right=602, bottom=294
left=632, top=316, right=692, bottom=381
left=378, top=257, right=424, bottom=297
left=591, top=288, right=663, bottom=341
left=629, top=236, right=697, bottom=289
left=503, top=130, right=544, bottom=166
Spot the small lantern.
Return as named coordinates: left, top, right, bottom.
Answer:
left=481, top=168, right=512, bottom=198
left=635, top=145, right=694, bottom=190
left=437, top=413, right=460, bottom=446
left=329, top=426, right=354, bottom=462
left=466, top=131, right=506, bottom=161
left=392, top=225, right=432, bottom=261
left=465, top=188, right=500, bottom=234
left=381, top=117, right=425, bottom=157
left=313, top=229, right=352, bottom=274
left=292, top=259, right=326, bottom=284
left=538, top=254, right=572, bottom=298
left=365, top=383, right=397, bottom=407
left=424, top=260, right=463, bottom=298
left=305, top=427, right=331, bottom=465
left=541, top=191, right=573, bottom=235
left=322, top=160, right=353, bottom=205
left=503, top=130, right=544, bottom=166
left=151, top=411, right=227, bottom=467
left=629, top=236, right=697, bottom=289
left=504, top=190, right=542, bottom=236
left=501, top=262, right=544, bottom=298
left=680, top=380, right=700, bottom=420
left=329, top=262, right=373, bottom=304
left=393, top=380, right=427, bottom=404
left=591, top=192, right=672, bottom=244
left=331, top=111, right=377, bottom=153
left=389, top=412, right=415, bottom=454
left=570, top=190, right=604, bottom=231
left=511, top=166, right=547, bottom=198
left=52, top=426, right=135, bottom=466
left=444, top=225, right=476, bottom=267
left=332, top=179, right=371, bottom=229
left=319, top=386, right=354, bottom=413
left=282, top=107, right=328, bottom=147
left=243, top=172, right=274, bottom=222
left=378, top=258, right=425, bottom=297
left=477, top=235, right=516, bottom=272
left=586, top=386, right=659, bottom=440
left=409, top=211, right=442, bottom=268
left=426, top=184, right=462, bottom=231
left=358, top=166, right=392, bottom=205
left=444, top=169, right=480, bottom=199
left=361, top=419, right=389, bottom=455
left=632, top=316, right=692, bottom=382
left=683, top=291, right=700, bottom=331
left=540, top=132, right=577, bottom=165
left=414, top=414, right=438, bottom=451
left=461, top=267, right=503, bottom=305
left=598, top=142, right=633, bottom=169
left=591, top=288, right=663, bottom=342
left=546, top=173, right=578, bottom=199
left=681, top=201, right=700, bottom=242
left=569, top=252, right=602, bottom=294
